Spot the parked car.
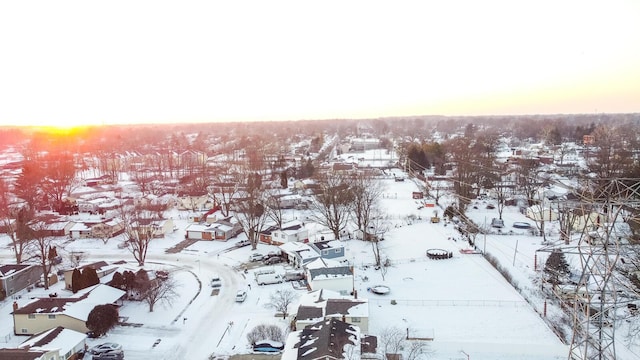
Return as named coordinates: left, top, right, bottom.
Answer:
left=253, top=340, right=284, bottom=352
left=236, top=240, right=251, bottom=248
left=210, top=276, right=222, bottom=288
left=266, top=250, right=282, bottom=258
left=263, top=256, right=284, bottom=265
left=491, top=218, right=504, bottom=228
left=88, top=343, right=122, bottom=355
left=284, top=271, right=305, bottom=282
left=256, top=273, right=283, bottom=285
left=235, top=290, right=247, bottom=302
left=249, top=253, right=264, bottom=262
left=92, top=350, right=124, bottom=360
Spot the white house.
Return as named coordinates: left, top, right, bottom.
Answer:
left=279, top=241, right=320, bottom=268
left=305, top=258, right=354, bottom=295
left=271, top=220, right=309, bottom=245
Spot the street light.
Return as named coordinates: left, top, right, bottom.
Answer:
left=195, top=259, right=200, bottom=273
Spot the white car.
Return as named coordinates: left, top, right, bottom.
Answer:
left=249, top=253, right=264, bottom=262
left=210, top=276, right=222, bottom=288
left=235, top=290, right=247, bottom=302
left=88, top=342, right=122, bottom=355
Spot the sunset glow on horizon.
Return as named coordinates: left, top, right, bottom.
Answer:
left=1, top=0, right=639, bottom=128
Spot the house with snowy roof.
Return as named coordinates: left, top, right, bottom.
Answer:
left=12, top=284, right=125, bottom=335
left=295, top=289, right=369, bottom=332
left=279, top=242, right=321, bottom=268
left=63, top=261, right=118, bottom=291
left=282, top=318, right=364, bottom=360
left=0, top=264, right=42, bottom=297
left=16, top=326, right=87, bottom=360
left=305, top=258, right=354, bottom=294
left=270, top=220, right=309, bottom=245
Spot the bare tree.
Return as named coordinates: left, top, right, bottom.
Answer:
left=368, top=211, right=390, bottom=268
left=308, top=172, right=353, bottom=240
left=379, top=326, right=405, bottom=356
left=28, top=218, right=58, bottom=290
left=405, top=340, right=433, bottom=360
left=142, top=277, right=180, bottom=312
left=351, top=171, right=384, bottom=236
left=267, top=289, right=297, bottom=318
left=234, top=172, right=268, bottom=250
left=0, top=179, right=27, bottom=264
left=557, top=201, right=580, bottom=244
left=265, top=189, right=287, bottom=228
left=120, top=203, right=155, bottom=266
left=209, top=171, right=241, bottom=216
left=444, top=137, right=475, bottom=208
left=41, top=153, right=76, bottom=207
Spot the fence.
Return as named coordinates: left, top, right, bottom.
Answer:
left=367, top=298, right=528, bottom=307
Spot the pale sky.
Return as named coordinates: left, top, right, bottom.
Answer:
left=1, top=0, right=639, bottom=127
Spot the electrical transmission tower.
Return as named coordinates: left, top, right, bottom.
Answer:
left=539, top=177, right=640, bottom=360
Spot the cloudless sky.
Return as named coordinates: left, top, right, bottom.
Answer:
left=1, top=0, right=639, bottom=127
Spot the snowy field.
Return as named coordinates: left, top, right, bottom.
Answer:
left=0, top=170, right=577, bottom=360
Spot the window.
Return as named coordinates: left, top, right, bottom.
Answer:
left=28, top=314, right=36, bottom=319
left=21, top=328, right=28, bottom=334
left=351, top=317, right=361, bottom=323
left=335, top=249, right=341, bottom=254
left=48, top=314, right=56, bottom=319
left=322, top=250, right=329, bottom=255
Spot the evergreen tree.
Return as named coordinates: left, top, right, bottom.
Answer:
left=86, top=304, right=119, bottom=337
left=71, top=268, right=82, bottom=293
left=544, top=249, right=570, bottom=285
left=83, top=267, right=100, bottom=288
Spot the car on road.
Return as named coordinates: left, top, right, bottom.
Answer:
left=235, top=290, right=247, bottom=302
left=88, top=343, right=122, bottom=355
left=249, top=253, right=264, bottom=262
left=263, top=256, right=284, bottom=265
left=210, top=276, right=222, bottom=288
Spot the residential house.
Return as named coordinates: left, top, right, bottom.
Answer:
left=12, top=284, right=125, bottom=335
left=0, top=348, right=56, bottom=360
left=18, top=326, right=87, bottom=360
left=185, top=217, right=242, bottom=241
left=270, top=220, right=309, bottom=245
left=305, top=258, right=354, bottom=294
left=132, top=218, right=175, bottom=238
left=279, top=242, right=320, bottom=268
left=63, top=261, right=117, bottom=291
left=309, top=240, right=345, bottom=260
left=90, top=218, right=124, bottom=239
left=282, top=318, right=362, bottom=360
left=0, top=264, right=42, bottom=297
left=259, top=225, right=278, bottom=244
left=68, top=218, right=124, bottom=239
left=525, top=205, right=558, bottom=222
left=295, top=289, right=369, bottom=332
left=571, top=208, right=607, bottom=232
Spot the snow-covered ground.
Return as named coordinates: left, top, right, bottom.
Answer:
left=1, top=166, right=612, bottom=360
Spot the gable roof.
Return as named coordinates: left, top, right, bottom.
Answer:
left=19, top=326, right=86, bottom=355
left=0, top=264, right=33, bottom=277
left=308, top=266, right=352, bottom=281
left=0, top=348, right=47, bottom=360
left=13, top=284, right=125, bottom=322
left=296, top=318, right=359, bottom=360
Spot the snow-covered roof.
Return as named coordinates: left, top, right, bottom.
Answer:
left=19, top=326, right=86, bottom=354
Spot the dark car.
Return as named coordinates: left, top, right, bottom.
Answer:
left=263, top=256, right=284, bottom=265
